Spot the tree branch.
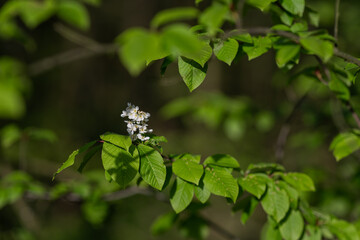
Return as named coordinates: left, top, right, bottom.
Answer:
left=334, top=0, right=341, bottom=43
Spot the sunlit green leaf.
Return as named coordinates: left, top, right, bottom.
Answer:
left=151, top=7, right=199, bottom=29
left=170, top=177, right=194, bottom=213
left=57, top=1, right=90, bottom=30
left=261, top=183, right=290, bottom=222
left=279, top=210, right=304, bottom=240
left=214, top=38, right=239, bottom=66
left=243, top=36, right=272, bottom=60
left=238, top=173, right=270, bottom=199
left=178, top=56, right=207, bottom=92
left=204, top=154, right=239, bottom=168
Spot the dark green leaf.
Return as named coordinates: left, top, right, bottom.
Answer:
left=77, top=145, right=102, bottom=173
left=329, top=71, right=350, bottom=101
left=233, top=196, right=259, bottom=224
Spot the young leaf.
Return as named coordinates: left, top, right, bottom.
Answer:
left=172, top=157, right=204, bottom=185
left=247, top=0, right=273, bottom=11
left=275, top=45, right=301, bottom=68
left=170, top=177, right=194, bottom=213
left=261, top=183, right=290, bottom=222
left=100, top=132, right=132, bottom=151
left=199, top=2, right=228, bottom=35
left=204, top=154, right=240, bottom=168
left=279, top=210, right=304, bottom=240
left=137, top=144, right=166, bottom=190
left=151, top=7, right=199, bottom=29
left=101, top=143, right=139, bottom=188
left=243, top=36, right=272, bottom=60
left=178, top=56, right=207, bottom=92
left=53, top=140, right=97, bottom=179
left=277, top=181, right=299, bottom=209
left=282, top=173, right=315, bottom=192
left=330, top=132, right=360, bottom=161
left=57, top=1, right=90, bottom=30
left=238, top=173, right=270, bottom=199
left=184, top=41, right=212, bottom=68
left=151, top=212, right=178, bottom=235
left=194, top=183, right=211, bottom=203
left=203, top=166, right=239, bottom=203
left=161, top=24, right=203, bottom=59
left=300, top=37, right=334, bottom=62
left=214, top=38, right=239, bottom=66
left=280, top=0, right=305, bottom=17
left=117, top=28, right=158, bottom=76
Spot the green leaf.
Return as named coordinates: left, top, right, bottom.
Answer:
left=179, top=214, right=209, bottom=240
left=170, top=177, right=194, bottom=213
left=302, top=225, right=322, bottom=240
left=203, top=166, right=239, bottom=203
left=77, top=145, right=102, bottom=173
left=161, top=24, right=203, bottom=60
left=0, top=124, right=21, bottom=148
left=186, top=41, right=212, bottom=68
left=53, top=140, right=97, bottom=179
left=194, top=183, right=211, bottom=203
left=243, top=36, right=272, bottom=60
left=82, top=200, right=108, bottom=226
left=327, top=219, right=360, bottom=240
left=151, top=7, right=199, bottom=29
left=101, top=143, right=139, bottom=188
left=214, top=38, right=239, bottom=66
left=282, top=173, right=315, bottom=192
left=204, top=154, right=239, bottom=168
left=238, top=173, right=270, bottom=199
left=279, top=210, right=304, bottom=240
left=151, top=212, right=178, bottom=235
left=57, top=1, right=90, bottom=30
left=247, top=162, right=285, bottom=174
left=138, top=144, right=166, bottom=190
left=277, top=181, right=299, bottom=209
left=117, top=28, right=158, bottom=76
left=18, top=0, right=55, bottom=28
left=330, top=132, right=360, bottom=161
left=199, top=2, right=228, bottom=35
left=247, top=0, right=273, bottom=11
left=100, top=132, right=132, bottom=151
left=178, top=56, right=207, bottom=92
left=275, top=45, right=300, bottom=68
left=261, top=217, right=282, bottom=240
left=0, top=83, right=25, bottom=119
left=280, top=0, right=305, bottom=17
left=329, top=71, right=350, bottom=101
left=261, top=183, right=290, bottom=222
left=300, top=37, right=334, bottom=62
left=231, top=33, right=253, bottom=43
left=172, top=156, right=204, bottom=185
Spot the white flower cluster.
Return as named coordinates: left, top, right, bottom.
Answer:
left=121, top=103, right=153, bottom=141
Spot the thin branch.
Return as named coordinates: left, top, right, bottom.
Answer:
left=275, top=93, right=308, bottom=162
left=24, top=186, right=240, bottom=240
left=346, top=102, right=360, bottom=129
left=334, top=0, right=341, bottom=43
left=234, top=0, right=245, bottom=29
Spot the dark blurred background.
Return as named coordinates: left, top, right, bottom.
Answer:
left=1, top=0, right=360, bottom=239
